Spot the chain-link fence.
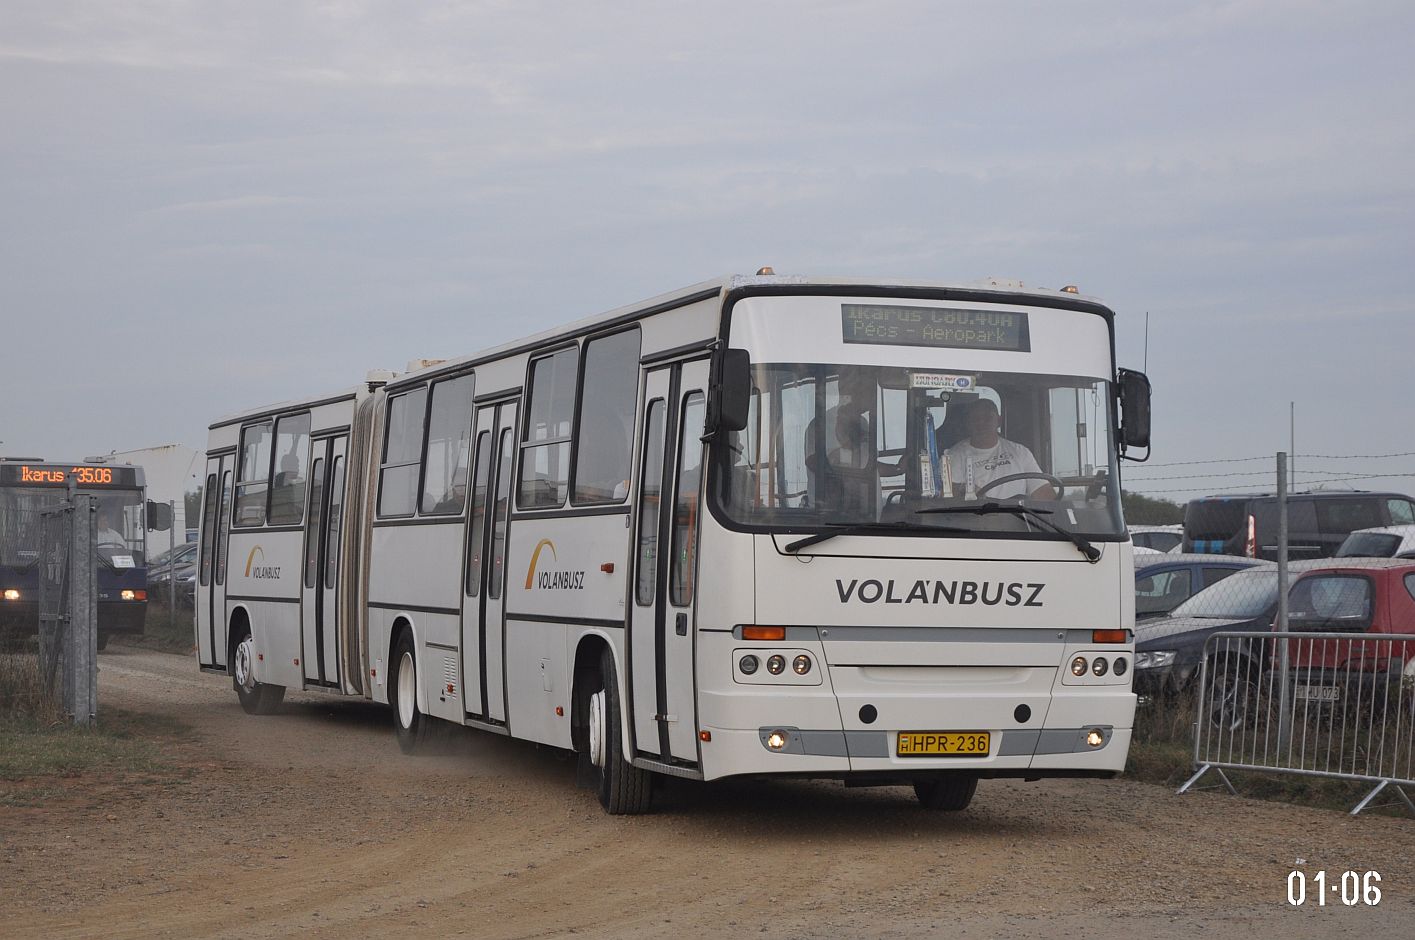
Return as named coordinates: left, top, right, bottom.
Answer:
left=0, top=490, right=97, bottom=725
left=1133, top=452, right=1415, bottom=814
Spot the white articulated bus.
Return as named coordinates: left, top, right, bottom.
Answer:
left=196, top=274, right=1152, bottom=814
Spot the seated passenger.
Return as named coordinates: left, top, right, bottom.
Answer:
left=942, top=399, right=1055, bottom=500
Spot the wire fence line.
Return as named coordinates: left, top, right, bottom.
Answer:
left=1134, top=452, right=1415, bottom=814
left=0, top=490, right=98, bottom=726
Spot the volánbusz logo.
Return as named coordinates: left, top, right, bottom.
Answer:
left=835, top=578, right=1044, bottom=607
left=524, top=539, right=585, bottom=591
left=244, top=546, right=282, bottom=580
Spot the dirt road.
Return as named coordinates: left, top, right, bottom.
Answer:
left=3, top=646, right=1413, bottom=938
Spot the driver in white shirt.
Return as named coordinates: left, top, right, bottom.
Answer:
left=943, top=399, right=1055, bottom=500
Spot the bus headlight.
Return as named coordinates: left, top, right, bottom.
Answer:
left=1113, top=657, right=1128, bottom=677
left=792, top=654, right=812, bottom=675
left=1091, top=657, right=1109, bottom=677
left=2, top=589, right=19, bottom=601
left=1071, top=656, right=1088, bottom=677
left=739, top=654, right=760, bottom=675
left=766, top=655, right=786, bottom=676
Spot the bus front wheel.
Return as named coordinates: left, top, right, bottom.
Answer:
left=232, top=629, right=284, bottom=715
left=589, top=648, right=653, bottom=815
left=914, top=774, right=978, bottom=811
left=390, top=630, right=430, bottom=754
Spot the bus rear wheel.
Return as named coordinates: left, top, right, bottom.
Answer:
left=914, top=774, right=978, bottom=811
left=588, top=648, right=653, bottom=815
left=232, top=629, right=284, bottom=715
left=390, top=630, right=430, bottom=754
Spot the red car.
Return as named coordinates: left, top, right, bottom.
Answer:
left=1275, top=559, right=1415, bottom=702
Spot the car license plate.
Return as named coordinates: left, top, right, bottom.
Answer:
left=1296, top=685, right=1340, bottom=703
left=896, top=731, right=991, bottom=757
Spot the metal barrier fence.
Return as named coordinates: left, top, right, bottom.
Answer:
left=1177, top=629, right=1415, bottom=816
left=0, top=490, right=97, bottom=725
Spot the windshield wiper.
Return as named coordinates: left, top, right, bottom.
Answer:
left=916, top=502, right=1101, bottom=562
left=782, top=520, right=967, bottom=554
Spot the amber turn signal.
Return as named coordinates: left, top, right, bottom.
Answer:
left=1092, top=629, right=1127, bottom=644
left=742, top=626, right=786, bottom=641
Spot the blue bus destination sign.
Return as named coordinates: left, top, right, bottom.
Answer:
left=841, top=304, right=1031, bottom=352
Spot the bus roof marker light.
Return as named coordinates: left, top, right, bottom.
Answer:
left=756, top=266, right=775, bottom=275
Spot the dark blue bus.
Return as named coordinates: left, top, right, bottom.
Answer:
left=0, top=459, right=149, bottom=649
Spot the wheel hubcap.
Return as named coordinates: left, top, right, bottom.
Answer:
left=234, top=636, right=256, bottom=693
left=397, top=651, right=416, bottom=729
left=588, top=689, right=606, bottom=768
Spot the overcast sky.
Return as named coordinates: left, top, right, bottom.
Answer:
left=2, top=1, right=1412, bottom=501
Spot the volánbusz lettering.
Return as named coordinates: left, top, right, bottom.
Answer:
left=835, top=579, right=1044, bottom=607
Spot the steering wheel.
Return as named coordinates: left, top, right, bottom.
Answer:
left=975, top=472, right=1065, bottom=500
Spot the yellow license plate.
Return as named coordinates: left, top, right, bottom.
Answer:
left=896, top=731, right=991, bottom=757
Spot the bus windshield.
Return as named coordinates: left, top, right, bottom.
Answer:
left=0, top=486, right=145, bottom=566
left=715, top=361, right=1124, bottom=538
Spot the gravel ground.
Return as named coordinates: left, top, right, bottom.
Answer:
left=2, top=645, right=1412, bottom=939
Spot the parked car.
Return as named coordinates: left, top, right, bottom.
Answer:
left=149, top=541, right=198, bottom=571
left=1182, top=491, right=1415, bottom=560
left=1133, top=553, right=1266, bottom=621
left=1274, top=560, right=1415, bottom=706
left=1135, top=560, right=1415, bottom=702
left=1134, top=564, right=1283, bottom=698
left=149, top=542, right=198, bottom=607
left=1335, top=524, right=1415, bottom=560
left=1129, top=524, right=1182, bottom=553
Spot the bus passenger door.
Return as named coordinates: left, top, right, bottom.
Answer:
left=630, top=359, right=707, bottom=764
left=199, top=455, right=234, bottom=669
left=300, top=435, right=346, bottom=687
left=462, top=400, right=517, bottom=724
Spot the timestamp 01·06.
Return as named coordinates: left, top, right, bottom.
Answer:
left=1287, top=870, right=1381, bottom=906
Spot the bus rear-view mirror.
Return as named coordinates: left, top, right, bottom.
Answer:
left=147, top=500, right=173, bottom=531
left=1118, top=368, right=1151, bottom=453
left=711, top=348, right=752, bottom=434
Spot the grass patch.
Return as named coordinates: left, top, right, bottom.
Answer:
left=117, top=600, right=195, bottom=654
left=1125, top=690, right=1412, bottom=817
left=0, top=647, right=62, bottom=724
left=0, top=707, right=191, bottom=806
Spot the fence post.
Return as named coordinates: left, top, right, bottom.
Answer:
left=66, top=492, right=98, bottom=725
left=1276, top=452, right=1292, bottom=753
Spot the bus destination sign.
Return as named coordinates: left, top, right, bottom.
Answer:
left=0, top=464, right=138, bottom=487
left=841, top=304, right=1031, bottom=352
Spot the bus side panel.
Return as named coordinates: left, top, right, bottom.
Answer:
left=692, top=519, right=764, bottom=777
left=367, top=607, right=394, bottom=706
left=224, top=529, right=303, bottom=689
left=366, top=522, right=464, bottom=721
left=505, top=617, right=572, bottom=748
left=503, top=514, right=627, bottom=749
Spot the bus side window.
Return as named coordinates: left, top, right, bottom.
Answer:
left=269, top=412, right=311, bottom=526
left=378, top=387, right=428, bottom=518
left=420, top=374, right=475, bottom=516
left=573, top=329, right=640, bottom=504
left=215, top=470, right=233, bottom=583
left=519, top=347, right=578, bottom=510
left=234, top=421, right=272, bottom=527
left=670, top=393, right=706, bottom=606
left=636, top=399, right=666, bottom=606
left=199, top=472, right=217, bottom=586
